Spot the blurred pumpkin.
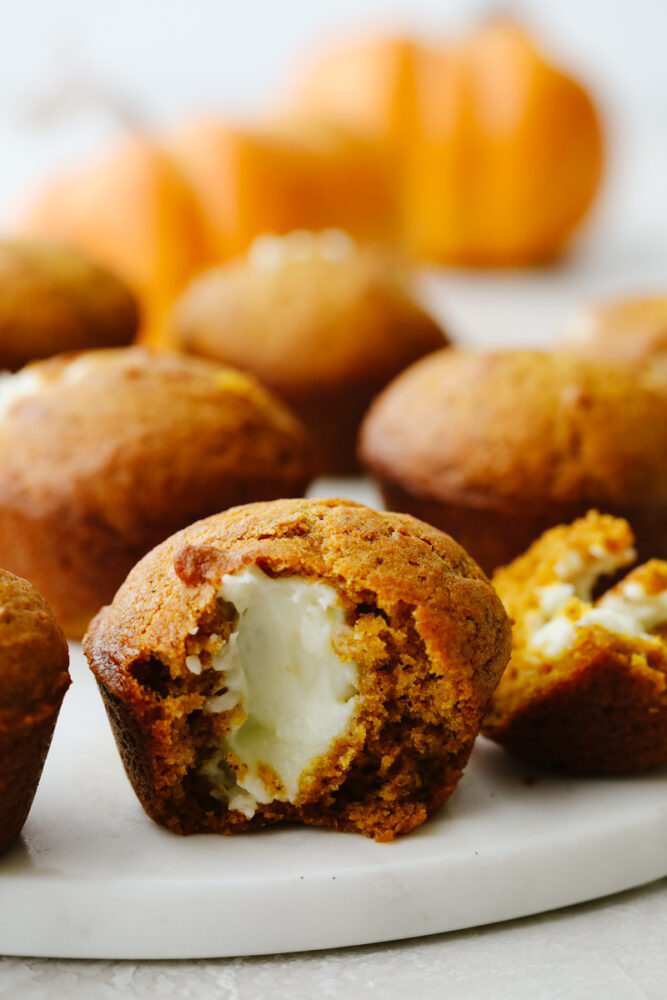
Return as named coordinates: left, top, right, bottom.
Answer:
left=17, top=134, right=212, bottom=345
left=288, top=36, right=420, bottom=159
left=288, top=19, right=604, bottom=265
left=16, top=15, right=604, bottom=332
left=18, top=121, right=394, bottom=339
left=165, top=116, right=396, bottom=259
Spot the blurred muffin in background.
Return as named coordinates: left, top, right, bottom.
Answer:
left=16, top=121, right=394, bottom=349
left=0, top=347, right=313, bottom=638
left=171, top=230, right=448, bottom=475
left=0, top=569, right=70, bottom=855
left=85, top=497, right=511, bottom=841
left=0, top=240, right=139, bottom=371
left=16, top=135, right=212, bottom=347
left=560, top=294, right=667, bottom=388
left=358, top=349, right=667, bottom=572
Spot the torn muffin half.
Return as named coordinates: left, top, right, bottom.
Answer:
left=84, top=498, right=511, bottom=841
left=483, top=511, right=667, bottom=772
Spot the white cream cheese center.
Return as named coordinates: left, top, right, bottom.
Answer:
left=0, top=368, right=47, bottom=419
left=199, top=566, right=359, bottom=817
left=530, top=576, right=667, bottom=658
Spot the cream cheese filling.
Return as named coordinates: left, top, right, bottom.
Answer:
left=526, top=541, right=637, bottom=653
left=0, top=368, right=48, bottom=418
left=578, top=580, right=667, bottom=639
left=523, top=535, right=667, bottom=658
left=197, top=566, right=359, bottom=817
left=530, top=578, right=667, bottom=658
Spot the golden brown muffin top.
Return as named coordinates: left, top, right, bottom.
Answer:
left=359, top=349, right=667, bottom=509
left=0, top=240, right=139, bottom=371
left=85, top=497, right=510, bottom=705
left=560, top=294, right=667, bottom=381
left=171, top=232, right=447, bottom=394
left=0, top=569, right=69, bottom=713
left=0, top=347, right=313, bottom=541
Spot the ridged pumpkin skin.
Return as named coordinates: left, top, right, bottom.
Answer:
left=166, top=118, right=395, bottom=259
left=290, top=21, right=604, bottom=265
left=291, top=37, right=420, bottom=156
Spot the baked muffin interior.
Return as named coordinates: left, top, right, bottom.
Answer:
left=484, top=512, right=667, bottom=771
left=121, top=555, right=471, bottom=836
left=190, top=566, right=359, bottom=817
left=499, top=512, right=637, bottom=654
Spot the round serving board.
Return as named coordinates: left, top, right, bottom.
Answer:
left=1, top=639, right=665, bottom=960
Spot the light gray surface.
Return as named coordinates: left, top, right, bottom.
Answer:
left=3, top=643, right=665, bottom=961
left=1, top=879, right=666, bottom=999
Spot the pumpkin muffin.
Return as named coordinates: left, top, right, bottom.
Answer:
left=560, top=293, right=667, bottom=388
left=171, top=230, right=447, bottom=474
left=0, top=240, right=139, bottom=371
left=358, top=349, right=667, bottom=573
left=84, top=497, right=511, bottom=842
left=482, top=511, right=667, bottom=773
left=0, top=347, right=313, bottom=639
left=0, top=569, right=70, bottom=854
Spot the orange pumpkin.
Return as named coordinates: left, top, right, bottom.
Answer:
left=17, top=16, right=604, bottom=331
left=165, top=116, right=395, bottom=259
left=288, top=19, right=604, bottom=265
left=18, top=121, right=395, bottom=340
left=17, top=135, right=212, bottom=345
left=289, top=36, right=420, bottom=158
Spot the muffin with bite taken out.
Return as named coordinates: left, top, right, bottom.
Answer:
left=84, top=497, right=511, bottom=842
left=483, top=511, right=667, bottom=773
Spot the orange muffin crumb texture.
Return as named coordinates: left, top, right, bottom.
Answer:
left=483, top=511, right=667, bottom=773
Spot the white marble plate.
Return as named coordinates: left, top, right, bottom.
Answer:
left=1, top=640, right=665, bottom=960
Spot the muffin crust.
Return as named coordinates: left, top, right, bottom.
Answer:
left=85, top=498, right=511, bottom=841
left=172, top=232, right=447, bottom=473
left=560, top=294, right=667, bottom=387
left=0, top=347, right=313, bottom=637
left=0, top=240, right=139, bottom=370
left=359, top=349, right=667, bottom=571
left=0, top=569, right=70, bottom=854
